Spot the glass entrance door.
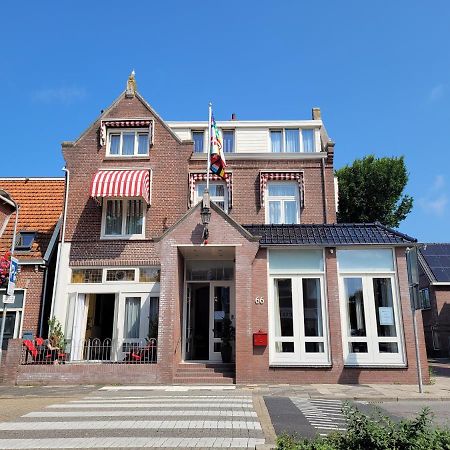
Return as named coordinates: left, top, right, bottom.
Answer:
left=209, top=282, right=233, bottom=361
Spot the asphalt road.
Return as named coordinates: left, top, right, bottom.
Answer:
left=264, top=396, right=450, bottom=440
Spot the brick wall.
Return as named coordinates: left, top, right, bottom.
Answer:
left=188, top=157, right=337, bottom=225
left=17, top=265, right=46, bottom=336
left=63, top=93, right=337, bottom=266
left=63, top=94, right=192, bottom=264
left=434, top=287, right=450, bottom=355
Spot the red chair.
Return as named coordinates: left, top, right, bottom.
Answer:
left=23, top=339, right=51, bottom=364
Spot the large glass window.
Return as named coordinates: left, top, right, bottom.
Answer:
left=195, top=182, right=228, bottom=212
left=270, top=128, right=317, bottom=153
left=272, top=276, right=327, bottom=363
left=266, top=182, right=299, bottom=224
left=107, top=130, right=149, bottom=156
left=102, top=199, right=144, bottom=238
left=338, top=249, right=404, bottom=365
left=269, top=250, right=328, bottom=365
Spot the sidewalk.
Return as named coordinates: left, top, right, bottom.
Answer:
left=242, top=360, right=450, bottom=401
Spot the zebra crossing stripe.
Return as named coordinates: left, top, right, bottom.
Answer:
left=47, top=402, right=253, bottom=409
left=0, top=420, right=263, bottom=431
left=69, top=398, right=252, bottom=404
left=25, top=410, right=258, bottom=418
left=0, top=437, right=265, bottom=449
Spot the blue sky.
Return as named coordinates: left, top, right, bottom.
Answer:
left=1, top=1, right=449, bottom=242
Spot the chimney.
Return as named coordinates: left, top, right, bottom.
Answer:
left=231, top=113, right=237, bottom=121
left=312, top=107, right=321, bottom=120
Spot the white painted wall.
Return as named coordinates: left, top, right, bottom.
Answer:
left=235, top=128, right=269, bottom=153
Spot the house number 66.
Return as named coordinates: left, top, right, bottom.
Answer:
left=255, top=297, right=265, bottom=304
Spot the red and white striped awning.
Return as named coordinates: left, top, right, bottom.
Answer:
left=91, top=170, right=151, bottom=204
left=189, top=173, right=232, bottom=209
left=260, top=171, right=304, bottom=208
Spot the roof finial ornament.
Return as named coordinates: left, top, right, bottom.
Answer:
left=125, top=70, right=137, bottom=98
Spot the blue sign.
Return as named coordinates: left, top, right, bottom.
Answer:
left=7, top=257, right=18, bottom=296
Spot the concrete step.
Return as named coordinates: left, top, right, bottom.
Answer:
left=173, top=376, right=235, bottom=384
left=175, top=370, right=235, bottom=378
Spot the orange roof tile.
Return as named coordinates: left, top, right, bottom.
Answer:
left=0, top=179, right=65, bottom=261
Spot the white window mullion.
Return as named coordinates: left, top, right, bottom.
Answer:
left=119, top=133, right=124, bottom=156
left=296, top=276, right=305, bottom=361
left=299, top=129, right=304, bottom=153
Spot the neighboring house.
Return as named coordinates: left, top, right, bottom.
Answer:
left=9, top=73, right=427, bottom=385
left=419, top=243, right=450, bottom=357
left=0, top=178, right=65, bottom=351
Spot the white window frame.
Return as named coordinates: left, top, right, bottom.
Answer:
left=268, top=249, right=330, bottom=366
left=0, top=288, right=26, bottom=340
left=194, top=181, right=228, bottom=213
left=221, top=129, right=235, bottom=153
left=106, top=128, right=150, bottom=157
left=101, top=198, right=145, bottom=239
left=192, top=130, right=206, bottom=153
left=269, top=128, right=319, bottom=153
left=337, top=248, right=406, bottom=367
left=265, top=181, right=300, bottom=224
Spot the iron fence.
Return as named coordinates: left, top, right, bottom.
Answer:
left=21, top=338, right=157, bottom=364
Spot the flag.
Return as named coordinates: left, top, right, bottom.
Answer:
left=209, top=113, right=227, bottom=179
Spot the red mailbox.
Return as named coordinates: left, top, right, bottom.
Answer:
left=253, top=331, right=268, bottom=347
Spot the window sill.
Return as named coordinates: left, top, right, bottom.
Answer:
left=344, top=363, right=407, bottom=369
left=100, top=236, right=149, bottom=241
left=269, top=362, right=332, bottom=368
left=103, top=156, right=150, bottom=161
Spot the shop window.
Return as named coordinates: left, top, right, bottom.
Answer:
left=338, top=249, right=405, bottom=366
left=269, top=249, right=328, bottom=365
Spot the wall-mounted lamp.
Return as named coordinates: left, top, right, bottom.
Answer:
left=201, top=190, right=211, bottom=243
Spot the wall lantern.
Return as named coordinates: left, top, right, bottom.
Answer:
left=201, top=190, right=211, bottom=243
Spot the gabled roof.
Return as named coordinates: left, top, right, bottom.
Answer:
left=154, top=200, right=259, bottom=243
left=419, top=243, right=450, bottom=283
left=243, top=223, right=416, bottom=246
left=0, top=178, right=65, bottom=261
left=70, top=90, right=184, bottom=146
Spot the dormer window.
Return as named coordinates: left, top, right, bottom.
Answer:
left=270, top=128, right=317, bottom=153
left=16, top=232, right=36, bottom=250
left=107, top=130, right=149, bottom=156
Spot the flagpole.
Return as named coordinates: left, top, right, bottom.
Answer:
left=207, top=102, right=212, bottom=191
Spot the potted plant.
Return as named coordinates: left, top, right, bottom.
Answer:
left=220, top=317, right=235, bottom=363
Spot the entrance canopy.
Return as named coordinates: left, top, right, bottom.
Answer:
left=90, top=170, right=151, bottom=204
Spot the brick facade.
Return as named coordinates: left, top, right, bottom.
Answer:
left=5, top=85, right=428, bottom=386
left=421, top=285, right=450, bottom=357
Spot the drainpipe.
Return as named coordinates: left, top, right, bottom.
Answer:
left=321, top=158, right=328, bottom=223
left=49, top=167, right=70, bottom=320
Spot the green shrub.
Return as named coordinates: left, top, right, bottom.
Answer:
left=276, top=404, right=450, bottom=450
